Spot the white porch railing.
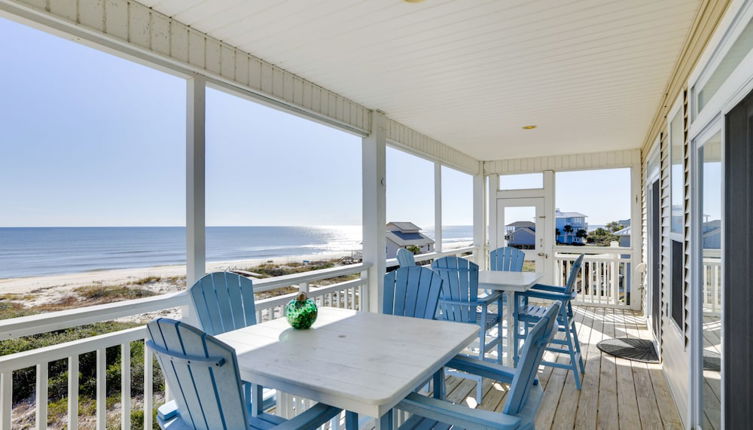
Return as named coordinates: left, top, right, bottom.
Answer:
left=553, top=246, right=635, bottom=307
left=0, top=246, right=480, bottom=430
left=702, top=253, right=722, bottom=314
left=0, top=262, right=370, bottom=430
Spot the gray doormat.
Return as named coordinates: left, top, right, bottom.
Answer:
left=597, top=338, right=659, bottom=363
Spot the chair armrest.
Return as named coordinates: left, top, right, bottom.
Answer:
left=529, top=283, right=567, bottom=293
left=273, top=403, right=341, bottom=430
left=517, top=290, right=571, bottom=302
left=477, top=291, right=502, bottom=305
left=439, top=296, right=499, bottom=307
left=446, top=355, right=516, bottom=383
left=397, top=392, right=521, bottom=430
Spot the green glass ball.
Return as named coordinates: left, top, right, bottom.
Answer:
left=285, top=293, right=318, bottom=329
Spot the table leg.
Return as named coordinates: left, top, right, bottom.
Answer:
left=345, top=411, right=358, bottom=430
left=377, top=410, right=393, bottom=430
left=505, top=290, right=516, bottom=366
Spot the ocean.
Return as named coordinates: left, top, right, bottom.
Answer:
left=0, top=226, right=473, bottom=279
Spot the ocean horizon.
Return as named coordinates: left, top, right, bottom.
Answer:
left=0, top=225, right=473, bottom=279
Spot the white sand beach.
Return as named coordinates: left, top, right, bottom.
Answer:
left=0, top=251, right=354, bottom=306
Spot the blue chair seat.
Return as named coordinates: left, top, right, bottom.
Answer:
left=476, top=312, right=502, bottom=329
left=397, top=385, right=543, bottom=430
left=517, top=304, right=549, bottom=320
left=393, top=304, right=560, bottom=430
left=159, top=400, right=339, bottom=430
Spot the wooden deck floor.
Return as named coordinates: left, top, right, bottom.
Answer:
left=441, top=306, right=683, bottom=430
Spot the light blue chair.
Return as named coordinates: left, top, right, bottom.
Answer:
left=432, top=256, right=504, bottom=402
left=146, top=318, right=341, bottom=430
left=394, top=302, right=561, bottom=430
left=396, top=248, right=417, bottom=267
left=188, top=272, right=274, bottom=412
left=514, top=254, right=586, bottom=389
left=189, top=272, right=257, bottom=335
left=384, top=266, right=443, bottom=320
left=489, top=247, right=525, bottom=272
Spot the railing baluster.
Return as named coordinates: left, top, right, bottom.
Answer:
left=144, top=343, right=153, bottom=430
left=96, top=348, right=106, bottom=430
left=611, top=258, right=619, bottom=305
left=36, top=362, right=48, bottom=430
left=121, top=343, right=131, bottom=430
left=68, top=355, right=79, bottom=430
left=0, top=371, right=11, bottom=430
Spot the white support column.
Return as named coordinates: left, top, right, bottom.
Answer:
left=488, top=175, right=499, bottom=253
left=542, top=170, right=555, bottom=284
left=473, top=172, right=487, bottom=268
left=630, top=160, right=643, bottom=310
left=434, top=162, right=443, bottom=253
left=362, top=111, right=387, bottom=313
left=186, top=76, right=206, bottom=288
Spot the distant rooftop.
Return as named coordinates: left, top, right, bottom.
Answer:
left=555, top=209, right=587, bottom=218
left=386, top=221, right=421, bottom=233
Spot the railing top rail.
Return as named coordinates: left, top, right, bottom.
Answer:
left=553, top=245, right=633, bottom=255
left=0, top=291, right=188, bottom=341
left=0, top=326, right=146, bottom=372
left=385, top=246, right=476, bottom=268
left=250, top=262, right=371, bottom=292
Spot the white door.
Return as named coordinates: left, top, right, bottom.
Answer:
left=493, top=197, right=546, bottom=273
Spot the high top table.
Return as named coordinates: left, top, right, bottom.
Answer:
left=217, top=307, right=478, bottom=430
left=478, top=271, right=543, bottom=364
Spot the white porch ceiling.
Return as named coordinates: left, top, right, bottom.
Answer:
left=141, top=0, right=700, bottom=161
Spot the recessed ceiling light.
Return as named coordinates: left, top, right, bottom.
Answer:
left=522, top=125, right=537, bottom=130
left=404, top=0, right=426, bottom=3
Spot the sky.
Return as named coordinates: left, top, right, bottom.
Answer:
left=0, top=16, right=630, bottom=230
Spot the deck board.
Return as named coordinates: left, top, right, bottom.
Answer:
left=439, top=306, right=681, bottom=430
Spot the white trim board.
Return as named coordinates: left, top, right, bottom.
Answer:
left=484, top=149, right=640, bottom=175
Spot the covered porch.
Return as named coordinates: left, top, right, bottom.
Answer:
left=0, top=0, right=747, bottom=429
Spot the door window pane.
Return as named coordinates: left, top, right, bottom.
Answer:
left=698, top=16, right=753, bottom=111
left=700, top=132, right=722, bottom=429
left=503, top=206, right=537, bottom=272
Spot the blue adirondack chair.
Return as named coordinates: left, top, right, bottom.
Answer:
left=384, top=266, right=443, bottom=319
left=188, top=272, right=274, bottom=412
left=189, top=272, right=257, bottom=335
left=396, top=248, right=417, bottom=267
left=394, top=302, right=561, bottom=430
left=432, top=256, right=504, bottom=402
left=513, top=254, right=586, bottom=389
left=146, top=318, right=341, bottom=430
left=489, top=247, right=525, bottom=272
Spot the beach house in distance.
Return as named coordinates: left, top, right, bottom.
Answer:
left=385, top=222, right=434, bottom=258
left=555, top=209, right=588, bottom=245
left=504, top=221, right=536, bottom=249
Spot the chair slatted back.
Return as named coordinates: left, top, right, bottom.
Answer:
left=190, top=272, right=257, bottom=335
left=489, top=247, right=525, bottom=272
left=384, top=266, right=444, bottom=319
left=396, top=248, right=417, bottom=267
left=564, top=254, right=585, bottom=295
left=431, top=256, right=480, bottom=324
left=503, top=302, right=560, bottom=415
left=146, top=318, right=248, bottom=430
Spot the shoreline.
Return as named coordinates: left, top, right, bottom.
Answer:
left=0, top=250, right=355, bottom=297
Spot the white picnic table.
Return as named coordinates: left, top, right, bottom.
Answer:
left=216, top=307, right=479, bottom=429
left=478, top=270, right=543, bottom=364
